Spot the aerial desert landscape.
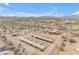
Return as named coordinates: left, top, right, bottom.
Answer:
left=0, top=3, right=79, bottom=55
left=0, top=17, right=79, bottom=55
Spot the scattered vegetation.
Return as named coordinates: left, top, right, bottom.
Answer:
left=0, top=17, right=79, bottom=55
left=58, top=47, right=64, bottom=51
left=69, top=39, right=76, bottom=43
left=62, top=36, right=67, bottom=41
left=61, top=43, right=65, bottom=47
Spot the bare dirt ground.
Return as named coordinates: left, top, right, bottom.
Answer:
left=0, top=18, right=79, bottom=55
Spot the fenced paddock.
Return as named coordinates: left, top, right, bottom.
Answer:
left=19, top=37, right=46, bottom=51
left=32, top=35, right=53, bottom=43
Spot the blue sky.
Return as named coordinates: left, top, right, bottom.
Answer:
left=0, top=3, right=79, bottom=17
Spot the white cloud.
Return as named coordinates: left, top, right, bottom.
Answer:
left=72, top=11, right=79, bottom=15
left=50, top=7, right=58, bottom=11
left=0, top=6, right=38, bottom=17
left=0, top=5, right=63, bottom=17
left=4, top=3, right=10, bottom=7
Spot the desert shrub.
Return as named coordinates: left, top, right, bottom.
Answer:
left=12, top=34, right=17, bottom=36
left=13, top=44, right=22, bottom=54
left=14, top=48, right=20, bottom=54
left=61, top=43, right=65, bottom=47
left=59, top=47, right=64, bottom=51
left=69, top=39, right=76, bottom=43
left=62, top=36, right=67, bottom=41
left=72, top=33, right=79, bottom=37
left=6, top=41, right=14, bottom=46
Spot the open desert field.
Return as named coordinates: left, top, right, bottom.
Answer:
left=0, top=17, right=79, bottom=55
